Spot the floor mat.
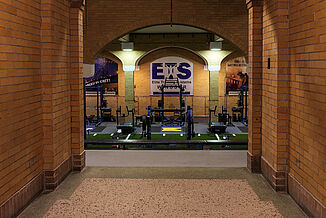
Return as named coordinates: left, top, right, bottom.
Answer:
left=92, top=126, right=106, bottom=132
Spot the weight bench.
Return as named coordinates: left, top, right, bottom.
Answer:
left=209, top=122, right=227, bottom=133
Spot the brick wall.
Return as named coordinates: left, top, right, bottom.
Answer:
left=41, top=0, right=71, bottom=171
left=1, top=0, right=325, bottom=217
left=249, top=0, right=326, bottom=216
left=288, top=0, right=326, bottom=214
left=0, top=0, right=85, bottom=216
left=261, top=0, right=282, bottom=173
left=70, top=2, right=85, bottom=172
left=259, top=0, right=289, bottom=192
left=0, top=0, right=43, bottom=207
left=84, top=0, right=248, bottom=64
left=246, top=0, right=263, bottom=173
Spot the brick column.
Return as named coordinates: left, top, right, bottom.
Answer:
left=70, top=0, right=85, bottom=171
left=125, top=70, right=134, bottom=122
left=274, top=0, right=290, bottom=184
left=209, top=70, right=219, bottom=122
left=246, top=0, right=263, bottom=173
left=41, top=0, right=74, bottom=190
left=260, top=0, right=290, bottom=192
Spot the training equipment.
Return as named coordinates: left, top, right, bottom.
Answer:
left=144, top=78, right=195, bottom=140
left=232, top=85, right=248, bottom=125
left=101, top=100, right=115, bottom=122
left=158, top=78, right=185, bottom=109
left=218, top=106, right=232, bottom=125
left=146, top=106, right=194, bottom=140
left=84, top=83, right=115, bottom=126
left=116, top=106, right=135, bottom=134
left=208, top=106, right=227, bottom=133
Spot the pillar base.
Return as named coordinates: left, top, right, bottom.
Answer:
left=247, top=152, right=261, bottom=173
left=0, top=173, right=43, bottom=218
left=288, top=173, right=326, bottom=218
left=72, top=151, right=86, bottom=171
left=44, top=156, right=72, bottom=191
left=261, top=156, right=287, bottom=192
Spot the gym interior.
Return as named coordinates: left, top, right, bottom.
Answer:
left=0, top=0, right=325, bottom=217
left=84, top=25, right=249, bottom=148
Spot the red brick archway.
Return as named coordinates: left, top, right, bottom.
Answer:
left=84, top=0, right=248, bottom=63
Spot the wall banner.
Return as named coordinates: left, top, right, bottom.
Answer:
left=85, top=58, right=118, bottom=87
left=225, top=57, right=248, bottom=95
left=150, top=56, right=193, bottom=95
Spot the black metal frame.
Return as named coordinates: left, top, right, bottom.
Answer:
left=158, top=78, right=185, bottom=110
left=84, top=84, right=105, bottom=125
left=85, top=139, right=248, bottom=150
left=116, top=106, right=135, bottom=134
left=232, top=85, right=248, bottom=125
left=208, top=106, right=227, bottom=133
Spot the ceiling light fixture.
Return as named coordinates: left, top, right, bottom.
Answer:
left=121, top=42, right=134, bottom=51
left=210, top=41, right=222, bottom=51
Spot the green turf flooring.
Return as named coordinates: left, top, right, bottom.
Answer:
left=85, top=133, right=248, bottom=150
left=86, top=133, right=248, bottom=141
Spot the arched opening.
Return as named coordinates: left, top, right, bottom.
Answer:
left=84, top=23, right=249, bottom=149
left=84, top=0, right=248, bottom=63
left=92, top=24, right=244, bottom=63
left=3, top=1, right=323, bottom=217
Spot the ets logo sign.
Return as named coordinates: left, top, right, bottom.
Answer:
left=150, top=56, right=193, bottom=95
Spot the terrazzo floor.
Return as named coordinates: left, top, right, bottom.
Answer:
left=44, top=178, right=281, bottom=217
left=19, top=167, right=307, bottom=218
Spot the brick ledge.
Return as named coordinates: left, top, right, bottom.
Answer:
left=0, top=172, right=43, bottom=218
left=247, top=151, right=261, bottom=173
left=44, top=156, right=72, bottom=191
left=288, top=173, right=326, bottom=218
left=261, top=156, right=287, bottom=192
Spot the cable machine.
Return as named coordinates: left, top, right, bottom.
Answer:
left=116, top=106, right=135, bottom=134
left=232, top=85, right=248, bottom=125
left=84, top=83, right=114, bottom=126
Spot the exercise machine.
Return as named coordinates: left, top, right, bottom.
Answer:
left=116, top=106, right=135, bottom=134
left=218, top=106, right=232, bottom=125
left=84, top=85, right=104, bottom=126
left=145, top=106, right=194, bottom=140
left=144, top=78, right=195, bottom=140
left=101, top=100, right=115, bottom=122
left=84, top=83, right=115, bottom=124
left=208, top=106, right=227, bottom=133
left=232, top=85, right=248, bottom=125
left=158, top=78, right=185, bottom=109
left=157, top=78, right=186, bottom=125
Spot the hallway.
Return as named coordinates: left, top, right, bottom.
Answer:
left=18, top=152, right=306, bottom=217
left=1, top=0, right=326, bottom=217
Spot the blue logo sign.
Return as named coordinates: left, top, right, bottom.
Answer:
left=151, top=57, right=193, bottom=95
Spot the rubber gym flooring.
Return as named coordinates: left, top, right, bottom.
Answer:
left=90, top=119, right=247, bottom=135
